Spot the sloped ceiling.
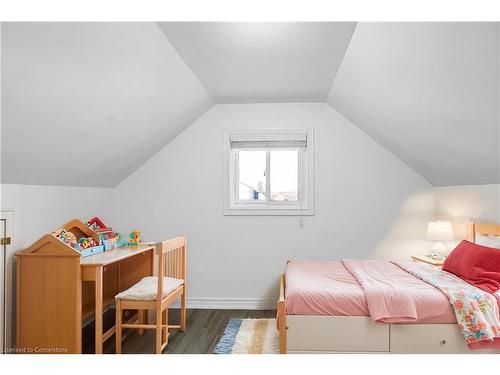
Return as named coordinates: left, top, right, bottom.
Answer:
left=2, top=22, right=498, bottom=188
left=1, top=22, right=213, bottom=187
left=328, top=22, right=499, bottom=186
left=158, top=22, right=356, bottom=103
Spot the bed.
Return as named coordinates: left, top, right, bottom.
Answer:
left=276, top=222, right=500, bottom=354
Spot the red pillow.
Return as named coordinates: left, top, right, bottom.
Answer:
left=442, top=240, right=500, bottom=294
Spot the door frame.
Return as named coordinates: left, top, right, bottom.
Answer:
left=0, top=209, right=14, bottom=353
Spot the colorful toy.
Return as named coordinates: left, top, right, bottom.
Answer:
left=86, top=216, right=112, bottom=233
left=115, top=233, right=127, bottom=247
left=100, top=231, right=120, bottom=250
left=77, top=236, right=98, bottom=251
left=54, top=229, right=78, bottom=249
left=128, top=229, right=141, bottom=245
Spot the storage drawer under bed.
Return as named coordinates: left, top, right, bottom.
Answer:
left=390, top=324, right=470, bottom=354
left=286, top=315, right=389, bottom=353
left=285, top=315, right=500, bottom=354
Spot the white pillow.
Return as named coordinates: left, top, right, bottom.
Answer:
left=475, top=232, right=500, bottom=249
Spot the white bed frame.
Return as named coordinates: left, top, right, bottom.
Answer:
left=277, top=222, right=500, bottom=354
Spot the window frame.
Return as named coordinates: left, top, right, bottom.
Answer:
left=224, top=129, right=314, bottom=216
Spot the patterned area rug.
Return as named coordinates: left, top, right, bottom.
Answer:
left=214, top=318, right=279, bottom=354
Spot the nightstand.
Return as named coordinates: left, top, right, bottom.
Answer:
left=411, top=255, right=445, bottom=268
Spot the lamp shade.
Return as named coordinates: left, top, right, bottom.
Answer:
left=426, top=221, right=454, bottom=241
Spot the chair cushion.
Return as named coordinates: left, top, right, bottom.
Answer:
left=116, top=276, right=184, bottom=301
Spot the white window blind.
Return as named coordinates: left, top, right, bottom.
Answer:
left=230, top=132, right=307, bottom=149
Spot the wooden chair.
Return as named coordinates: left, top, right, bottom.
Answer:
left=115, top=236, right=187, bottom=354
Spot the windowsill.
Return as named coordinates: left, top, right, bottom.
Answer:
left=223, top=207, right=314, bottom=216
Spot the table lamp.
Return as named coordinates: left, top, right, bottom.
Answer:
left=426, top=220, right=454, bottom=259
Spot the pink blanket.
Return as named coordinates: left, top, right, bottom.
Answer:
left=286, top=260, right=369, bottom=316
left=286, top=260, right=455, bottom=323
left=342, top=259, right=454, bottom=323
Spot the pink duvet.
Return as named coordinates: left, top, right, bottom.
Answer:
left=286, top=259, right=456, bottom=323
left=286, top=260, right=369, bottom=316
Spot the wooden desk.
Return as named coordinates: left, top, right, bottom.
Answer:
left=81, top=245, right=155, bottom=353
left=17, top=238, right=155, bottom=354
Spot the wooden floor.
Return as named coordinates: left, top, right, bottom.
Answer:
left=82, top=308, right=276, bottom=354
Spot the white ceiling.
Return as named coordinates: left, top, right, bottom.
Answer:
left=1, top=22, right=213, bottom=187
left=158, top=22, right=356, bottom=103
left=328, top=22, right=499, bottom=186
left=2, top=22, right=498, bottom=188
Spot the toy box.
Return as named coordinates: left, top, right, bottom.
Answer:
left=80, top=244, right=105, bottom=257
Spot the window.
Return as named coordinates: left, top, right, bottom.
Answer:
left=224, top=130, right=314, bottom=215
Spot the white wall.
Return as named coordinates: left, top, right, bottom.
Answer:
left=435, top=184, right=500, bottom=241
left=114, top=103, right=435, bottom=308
left=0, top=183, right=114, bottom=348
left=1, top=184, right=114, bottom=249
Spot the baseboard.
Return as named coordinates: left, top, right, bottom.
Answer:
left=170, top=297, right=277, bottom=310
